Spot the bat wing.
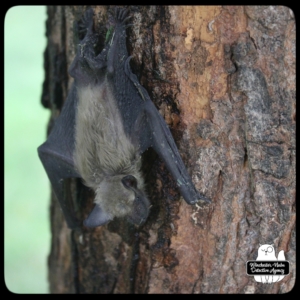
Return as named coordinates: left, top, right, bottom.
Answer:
left=38, top=9, right=100, bottom=229
left=38, top=84, right=81, bottom=229
left=143, top=100, right=210, bottom=204
left=124, top=58, right=210, bottom=205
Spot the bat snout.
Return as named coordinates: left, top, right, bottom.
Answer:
left=126, top=193, right=150, bottom=226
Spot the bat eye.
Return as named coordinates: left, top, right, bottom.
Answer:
left=122, top=175, right=137, bottom=189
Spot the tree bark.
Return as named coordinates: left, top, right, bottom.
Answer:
left=42, top=6, right=295, bottom=293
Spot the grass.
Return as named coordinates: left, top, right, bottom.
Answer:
left=5, top=6, right=50, bottom=293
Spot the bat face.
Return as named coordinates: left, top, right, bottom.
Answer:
left=84, top=175, right=149, bottom=227
left=38, top=7, right=210, bottom=229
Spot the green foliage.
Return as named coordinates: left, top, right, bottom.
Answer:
left=105, top=26, right=114, bottom=43
left=5, top=6, right=50, bottom=293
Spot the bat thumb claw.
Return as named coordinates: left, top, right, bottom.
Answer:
left=196, top=191, right=211, bottom=204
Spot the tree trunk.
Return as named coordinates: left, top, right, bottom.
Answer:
left=42, top=6, right=295, bottom=293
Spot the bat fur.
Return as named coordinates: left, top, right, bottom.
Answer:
left=74, top=83, right=147, bottom=222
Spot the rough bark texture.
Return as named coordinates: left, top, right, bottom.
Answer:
left=42, top=6, right=295, bottom=293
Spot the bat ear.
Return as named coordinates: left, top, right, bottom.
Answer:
left=84, top=204, right=112, bottom=228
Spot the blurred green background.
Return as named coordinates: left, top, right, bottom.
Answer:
left=5, top=6, right=50, bottom=293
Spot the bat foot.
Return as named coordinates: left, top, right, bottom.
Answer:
left=114, top=7, right=131, bottom=24
left=76, top=8, right=95, bottom=40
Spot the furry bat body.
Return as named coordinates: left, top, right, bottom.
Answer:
left=38, top=8, right=210, bottom=229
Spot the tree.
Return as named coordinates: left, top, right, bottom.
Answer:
left=41, top=6, right=295, bottom=293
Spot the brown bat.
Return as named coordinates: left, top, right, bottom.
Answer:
left=38, top=7, right=210, bottom=229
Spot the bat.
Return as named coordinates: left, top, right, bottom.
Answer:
left=38, top=7, right=210, bottom=229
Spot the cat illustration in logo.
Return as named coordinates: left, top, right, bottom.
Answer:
left=254, top=244, right=285, bottom=284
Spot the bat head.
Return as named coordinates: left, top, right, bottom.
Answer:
left=84, top=174, right=150, bottom=227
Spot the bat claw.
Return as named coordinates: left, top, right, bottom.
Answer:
left=113, top=7, right=132, bottom=25
left=198, top=195, right=211, bottom=204
left=79, top=8, right=94, bottom=32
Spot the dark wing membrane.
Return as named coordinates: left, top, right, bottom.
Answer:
left=38, top=84, right=81, bottom=229
left=124, top=57, right=210, bottom=204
